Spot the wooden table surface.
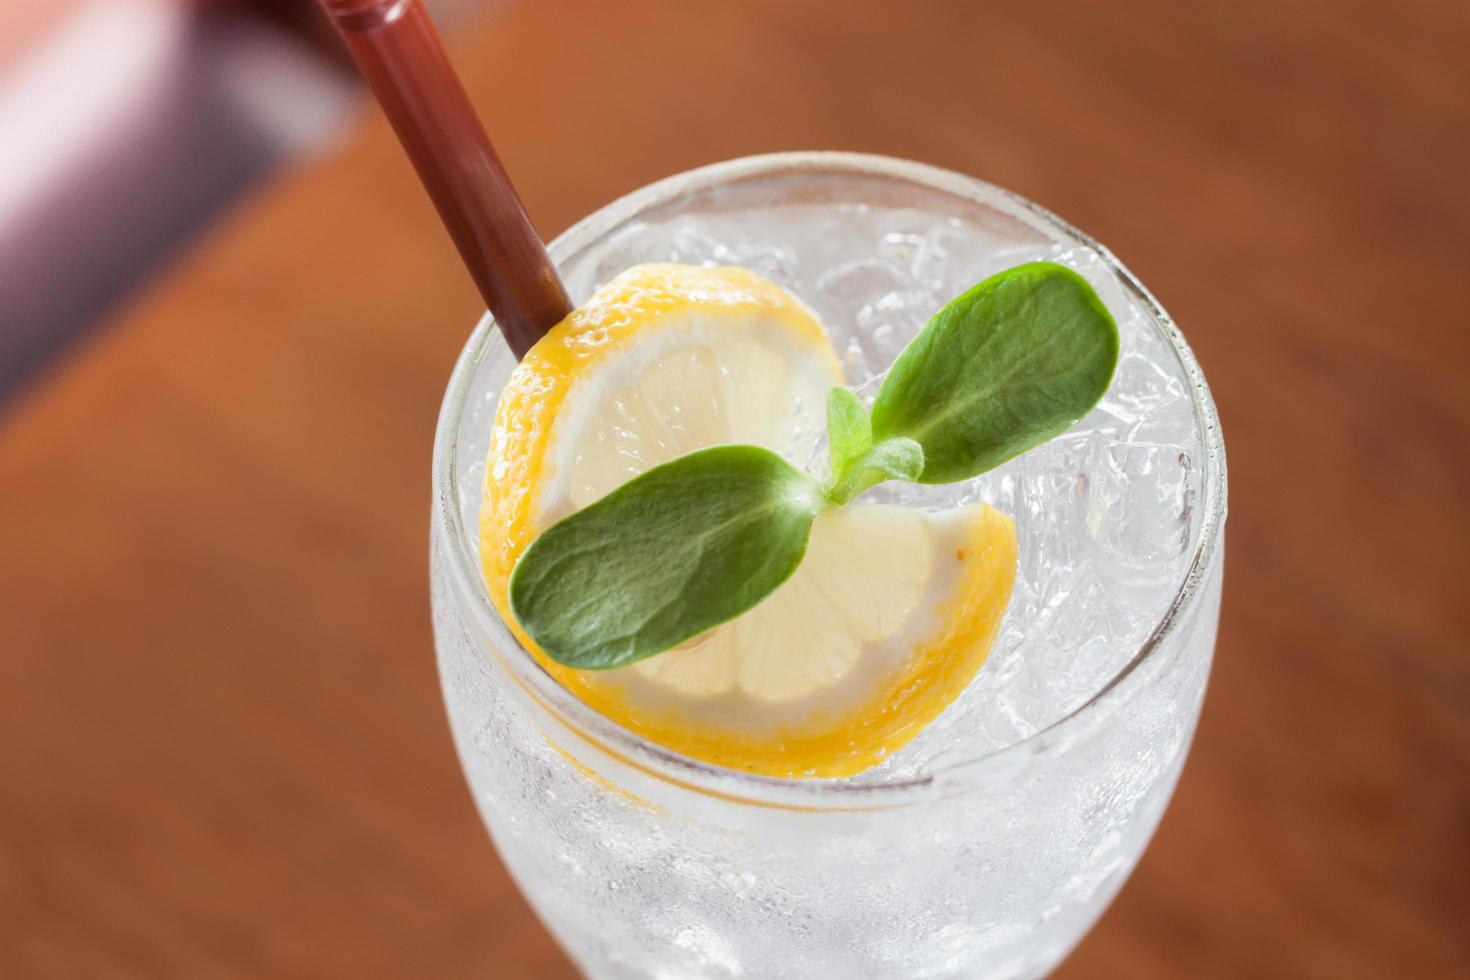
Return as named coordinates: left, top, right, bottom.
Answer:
left=3, top=1, right=1467, bottom=976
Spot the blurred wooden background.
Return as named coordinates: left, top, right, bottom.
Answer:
left=2, top=0, right=1466, bottom=976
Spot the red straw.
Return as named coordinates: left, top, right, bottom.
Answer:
left=319, top=0, right=572, bottom=359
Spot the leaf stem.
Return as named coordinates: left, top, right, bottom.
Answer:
left=822, top=434, right=925, bottom=506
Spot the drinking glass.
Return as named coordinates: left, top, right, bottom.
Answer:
left=431, top=152, right=1226, bottom=979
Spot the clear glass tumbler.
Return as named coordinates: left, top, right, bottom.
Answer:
left=431, top=153, right=1226, bottom=979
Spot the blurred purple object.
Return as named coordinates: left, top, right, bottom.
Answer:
left=0, top=0, right=356, bottom=397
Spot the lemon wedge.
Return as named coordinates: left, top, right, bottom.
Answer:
left=481, top=263, right=1016, bottom=778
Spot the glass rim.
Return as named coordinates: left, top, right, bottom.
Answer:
left=432, top=151, right=1227, bottom=809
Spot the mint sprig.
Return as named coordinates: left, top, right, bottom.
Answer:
left=509, top=261, right=1119, bottom=670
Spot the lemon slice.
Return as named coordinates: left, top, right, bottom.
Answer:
left=481, top=263, right=1017, bottom=778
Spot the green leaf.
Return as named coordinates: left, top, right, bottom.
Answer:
left=508, top=445, right=824, bottom=669
left=870, top=261, right=1119, bottom=484
left=862, top=436, right=924, bottom=483
left=825, top=386, right=872, bottom=474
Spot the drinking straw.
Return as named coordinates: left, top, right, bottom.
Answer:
left=318, top=0, right=572, bottom=359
